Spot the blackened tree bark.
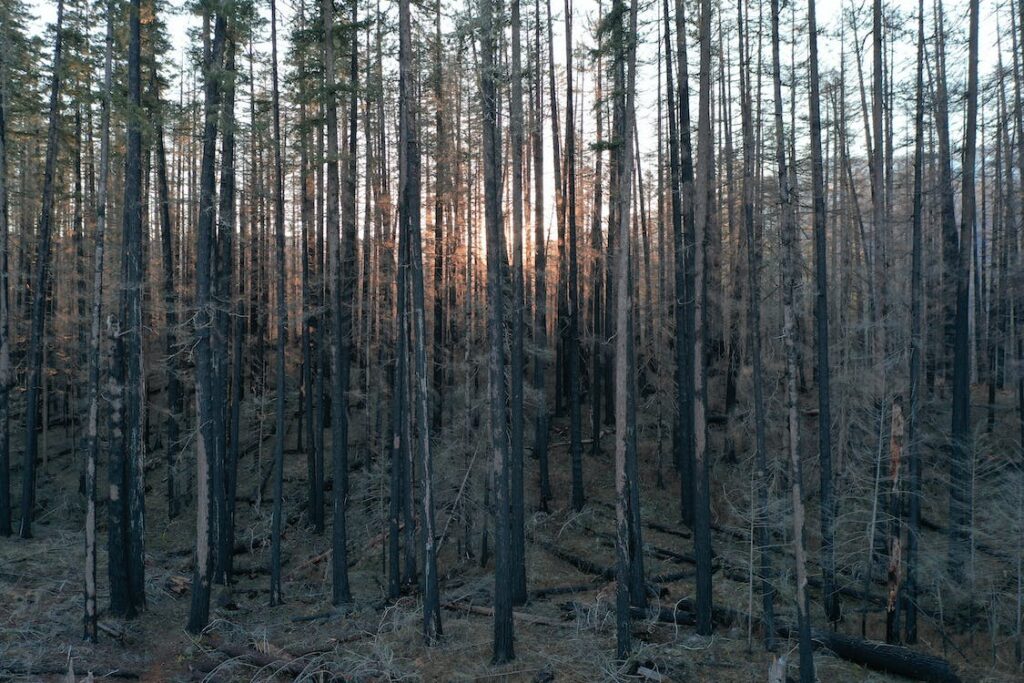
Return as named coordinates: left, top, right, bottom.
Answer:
left=18, top=0, right=64, bottom=540
left=481, top=0, right=512, bottom=661
left=509, top=0, right=527, bottom=607
left=116, top=0, right=147, bottom=618
left=611, top=0, right=640, bottom=658
left=269, top=0, right=287, bottom=608
left=400, top=0, right=441, bottom=639
left=933, top=0, right=957, bottom=386
left=806, top=0, right=838, bottom=625
left=0, top=0, right=12, bottom=539
left=187, top=7, right=226, bottom=636
left=674, top=0, right=696, bottom=528
left=737, top=0, right=774, bottom=649
left=693, top=0, right=714, bottom=638
left=432, top=1, right=446, bottom=427
left=213, top=36, right=237, bottom=587
left=771, top=0, right=813, bottom=674
left=949, top=0, right=979, bottom=580
left=661, top=0, right=686, bottom=519
left=323, top=0, right=353, bottom=606
left=590, top=5, right=604, bottom=458
left=565, top=0, right=584, bottom=512
left=82, top=0, right=113, bottom=640
left=152, top=52, right=184, bottom=523
left=904, top=0, right=925, bottom=643
left=533, top=0, right=551, bottom=512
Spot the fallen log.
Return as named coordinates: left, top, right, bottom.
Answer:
left=534, top=539, right=614, bottom=580
left=650, top=569, right=696, bottom=583
left=444, top=601, right=570, bottom=627
left=777, top=625, right=962, bottom=683
left=0, top=663, right=140, bottom=679
left=535, top=539, right=664, bottom=598
left=630, top=605, right=696, bottom=625
left=584, top=525, right=697, bottom=565
left=202, top=634, right=326, bottom=677
left=531, top=582, right=606, bottom=600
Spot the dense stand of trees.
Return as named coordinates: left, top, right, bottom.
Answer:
left=0, top=0, right=1022, bottom=677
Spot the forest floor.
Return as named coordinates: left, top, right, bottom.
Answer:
left=0, top=380, right=1019, bottom=682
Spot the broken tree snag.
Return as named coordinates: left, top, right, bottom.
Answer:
left=778, top=625, right=961, bottom=683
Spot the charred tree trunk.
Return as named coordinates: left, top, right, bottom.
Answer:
left=806, top=0, right=838, bottom=625
left=509, top=0, right=527, bottom=607
left=693, top=0, right=714, bottom=638
left=612, top=0, right=640, bottom=658
left=187, top=8, right=226, bottom=636
left=18, top=0, right=64, bottom=540
left=737, top=0, right=775, bottom=649
left=904, top=0, right=925, bottom=644
left=269, top=0, right=287, bottom=607
left=771, top=0, right=814, bottom=675
left=949, top=0, right=979, bottom=580
left=481, top=0, right=512, bottom=661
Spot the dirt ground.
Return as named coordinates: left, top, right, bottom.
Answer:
left=0, top=387, right=1018, bottom=682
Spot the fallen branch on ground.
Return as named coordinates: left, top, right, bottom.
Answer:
left=444, top=601, right=571, bottom=627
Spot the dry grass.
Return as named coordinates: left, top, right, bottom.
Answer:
left=1, top=379, right=1020, bottom=682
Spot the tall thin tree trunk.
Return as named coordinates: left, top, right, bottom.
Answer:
left=81, top=0, right=114, bottom=640
left=213, top=38, right=237, bottom=586
left=771, top=0, right=814, bottom=675
left=187, top=8, right=226, bottom=635
left=0, top=0, right=13, bottom=539
left=18, top=0, right=65, bottom=539
left=481, top=0, right=512, bottom=661
left=949, top=0, right=979, bottom=580
left=807, top=0, right=838, bottom=625
left=612, top=0, right=640, bottom=658
left=565, top=0, right=584, bottom=512
left=737, top=0, right=774, bottom=649
left=323, top=0, right=353, bottom=606
left=153, top=52, right=183, bottom=524
left=904, top=0, right=926, bottom=644
left=269, top=0, right=287, bottom=608
left=533, top=0, right=551, bottom=512
left=509, top=0, right=527, bottom=607
left=693, top=0, right=714, bottom=638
